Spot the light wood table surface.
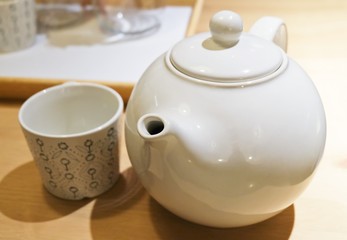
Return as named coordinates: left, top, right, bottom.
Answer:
left=1, top=0, right=347, bottom=239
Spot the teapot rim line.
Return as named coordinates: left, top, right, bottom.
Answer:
left=165, top=49, right=289, bottom=88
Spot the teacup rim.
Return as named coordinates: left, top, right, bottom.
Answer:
left=18, top=82, right=124, bottom=139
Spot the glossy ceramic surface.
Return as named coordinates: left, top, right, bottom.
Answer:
left=19, top=83, right=123, bottom=200
left=125, top=11, right=326, bottom=227
left=170, top=11, right=284, bottom=82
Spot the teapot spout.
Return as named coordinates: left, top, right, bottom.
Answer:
left=137, top=113, right=234, bottom=168
left=137, top=114, right=169, bottom=140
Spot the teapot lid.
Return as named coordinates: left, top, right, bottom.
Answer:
left=169, top=11, right=284, bottom=83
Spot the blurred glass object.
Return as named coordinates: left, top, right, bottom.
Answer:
left=96, top=0, right=162, bottom=41
left=37, top=0, right=86, bottom=29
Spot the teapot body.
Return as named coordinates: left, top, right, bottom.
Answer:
left=125, top=52, right=326, bottom=227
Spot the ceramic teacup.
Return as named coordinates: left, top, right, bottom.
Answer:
left=0, top=0, right=36, bottom=52
left=19, top=82, right=123, bottom=200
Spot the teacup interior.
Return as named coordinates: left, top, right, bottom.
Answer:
left=20, top=84, right=121, bottom=136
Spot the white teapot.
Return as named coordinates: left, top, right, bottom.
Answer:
left=125, top=10, right=326, bottom=227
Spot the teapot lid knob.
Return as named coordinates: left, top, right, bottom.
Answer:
left=170, top=10, right=284, bottom=83
left=209, top=10, right=243, bottom=48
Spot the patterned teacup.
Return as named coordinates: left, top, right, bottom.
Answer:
left=19, top=82, right=123, bottom=200
left=0, top=0, right=36, bottom=52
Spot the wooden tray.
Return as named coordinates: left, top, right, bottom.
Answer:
left=0, top=0, right=203, bottom=102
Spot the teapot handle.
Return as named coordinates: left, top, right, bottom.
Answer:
left=249, top=17, right=287, bottom=52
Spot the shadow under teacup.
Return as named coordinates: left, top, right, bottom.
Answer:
left=18, top=82, right=124, bottom=200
